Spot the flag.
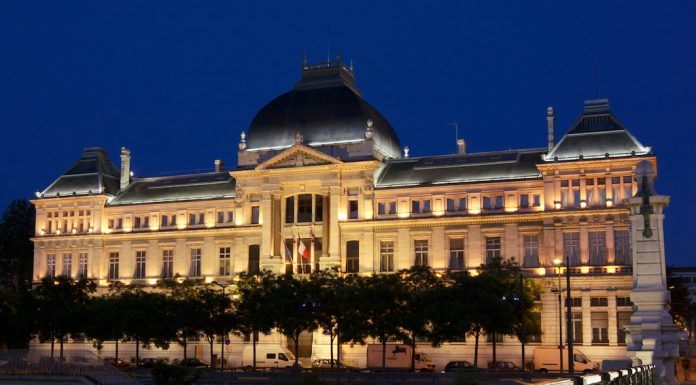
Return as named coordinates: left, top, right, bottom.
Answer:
left=283, top=240, right=293, bottom=263
left=298, top=240, right=311, bottom=261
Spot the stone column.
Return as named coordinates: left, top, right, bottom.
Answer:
left=322, top=186, right=342, bottom=269
left=624, top=161, right=679, bottom=385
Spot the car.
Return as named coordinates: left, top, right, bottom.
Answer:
left=104, top=357, right=130, bottom=368
left=179, top=358, right=209, bottom=368
left=488, top=361, right=521, bottom=372
left=443, top=360, right=478, bottom=372
left=311, top=358, right=358, bottom=371
left=137, top=358, right=160, bottom=368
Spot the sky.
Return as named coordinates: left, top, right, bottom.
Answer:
left=0, top=1, right=694, bottom=265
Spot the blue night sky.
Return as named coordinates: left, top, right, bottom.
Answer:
left=1, top=2, right=694, bottom=265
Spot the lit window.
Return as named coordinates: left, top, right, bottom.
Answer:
left=162, top=250, right=174, bottom=278
left=62, top=253, right=72, bottom=277
left=614, top=230, right=631, bottom=265
left=414, top=240, right=429, bottom=267
left=563, top=233, right=580, bottom=266
left=78, top=253, right=88, bottom=279
left=449, top=238, right=465, bottom=270
left=251, top=206, right=260, bottom=224
left=46, top=254, right=56, bottom=278
left=591, top=312, right=609, bottom=344
left=134, top=251, right=146, bottom=279
left=108, top=252, right=119, bottom=280
left=346, top=240, right=359, bottom=273
left=380, top=241, right=394, bottom=272
left=190, top=249, right=201, bottom=277
left=523, top=236, right=539, bottom=267
left=485, top=237, right=501, bottom=263
left=219, top=247, right=231, bottom=275
left=589, top=231, right=607, bottom=265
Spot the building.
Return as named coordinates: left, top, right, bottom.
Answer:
left=31, top=58, right=661, bottom=369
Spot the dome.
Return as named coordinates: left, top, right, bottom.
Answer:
left=245, top=60, right=402, bottom=159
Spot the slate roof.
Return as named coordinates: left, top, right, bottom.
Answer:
left=40, top=148, right=121, bottom=198
left=108, top=172, right=235, bottom=205
left=246, top=60, right=402, bottom=159
left=375, top=149, right=545, bottom=188
left=545, top=99, right=650, bottom=161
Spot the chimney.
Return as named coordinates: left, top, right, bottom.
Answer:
left=120, top=147, right=131, bottom=190
left=546, top=106, right=555, bottom=152
left=456, top=138, right=466, bottom=155
left=214, top=159, right=225, bottom=172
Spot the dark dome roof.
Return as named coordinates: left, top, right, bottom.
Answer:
left=246, top=61, right=402, bottom=159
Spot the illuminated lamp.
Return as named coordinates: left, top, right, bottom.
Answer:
left=580, top=266, right=590, bottom=274
left=71, top=228, right=77, bottom=234
left=148, top=278, right=158, bottom=285
left=606, top=266, right=616, bottom=274
left=40, top=229, right=45, bottom=236
left=204, top=276, right=214, bottom=284
left=536, top=267, right=547, bottom=276
left=55, top=229, right=61, bottom=235
left=606, top=199, right=613, bottom=208
left=579, top=200, right=587, bottom=209
left=554, top=201, right=562, bottom=210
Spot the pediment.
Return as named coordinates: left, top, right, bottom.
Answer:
left=256, top=144, right=343, bottom=170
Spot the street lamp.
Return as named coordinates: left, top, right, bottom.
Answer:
left=552, top=258, right=564, bottom=375
left=212, top=280, right=228, bottom=373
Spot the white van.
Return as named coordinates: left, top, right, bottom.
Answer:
left=533, top=346, right=599, bottom=373
left=241, top=345, right=297, bottom=370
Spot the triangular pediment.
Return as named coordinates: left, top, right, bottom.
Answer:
left=256, top=144, right=343, bottom=170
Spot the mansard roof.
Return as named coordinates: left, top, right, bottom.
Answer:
left=375, top=149, right=544, bottom=188
left=40, top=147, right=121, bottom=198
left=108, top=171, right=235, bottom=206
left=544, top=99, right=651, bottom=162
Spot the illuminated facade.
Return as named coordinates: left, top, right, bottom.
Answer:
left=32, top=60, right=662, bottom=369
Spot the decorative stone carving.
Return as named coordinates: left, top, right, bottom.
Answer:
left=239, top=131, right=247, bottom=150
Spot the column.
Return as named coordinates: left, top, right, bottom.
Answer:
left=581, top=289, right=592, bottom=346
left=431, top=227, right=446, bottom=269
left=608, top=290, right=618, bottom=345
left=606, top=224, right=615, bottom=264
left=579, top=225, right=589, bottom=265
left=397, top=228, right=410, bottom=269
left=260, top=191, right=272, bottom=261
left=467, top=225, right=482, bottom=268
left=326, top=186, right=341, bottom=266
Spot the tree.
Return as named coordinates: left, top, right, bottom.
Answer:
left=667, top=267, right=696, bottom=343
left=0, top=285, right=34, bottom=348
left=235, top=271, right=276, bottom=370
left=160, top=279, right=204, bottom=360
left=0, top=199, right=35, bottom=290
left=84, top=291, right=126, bottom=360
left=361, top=273, right=409, bottom=370
left=32, top=276, right=96, bottom=362
left=197, top=284, right=234, bottom=370
left=310, top=268, right=341, bottom=368
left=270, top=273, right=320, bottom=367
left=430, top=271, right=472, bottom=354
left=332, top=273, right=371, bottom=367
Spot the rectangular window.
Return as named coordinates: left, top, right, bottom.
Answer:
left=533, top=194, right=541, bottom=207
left=485, top=237, right=501, bottom=263
left=561, top=190, right=569, bottom=208
left=170, top=215, right=176, bottom=226
left=297, top=194, right=313, bottom=223
left=449, top=238, right=465, bottom=270
left=495, top=195, right=503, bottom=209
left=62, top=253, right=72, bottom=277
left=348, top=200, right=358, bottom=219
left=458, top=197, right=467, bottom=211
left=378, top=202, right=386, bottom=215
left=616, top=297, right=633, bottom=307
left=483, top=196, right=491, bottom=210
left=617, top=312, right=631, bottom=344
left=598, top=189, right=606, bottom=206
left=346, top=240, right=359, bottom=273
left=162, top=250, right=174, bottom=278
left=285, top=197, right=295, bottom=223
left=189, top=213, right=196, bottom=225
left=389, top=202, right=396, bottom=214
left=134, top=251, right=146, bottom=279
left=190, top=248, right=201, bottom=277
left=573, top=190, right=581, bottom=208
left=251, top=206, right=260, bottom=224
left=572, top=312, right=583, bottom=343
left=134, top=217, right=141, bottom=228
left=108, top=218, right=115, bottom=229
left=586, top=188, right=594, bottom=207
left=523, top=235, right=539, bottom=267
left=590, top=297, right=608, bottom=307
left=248, top=245, right=260, bottom=274
left=108, top=252, right=119, bottom=280
left=591, top=312, right=609, bottom=344
left=161, top=215, right=169, bottom=227
left=227, top=211, right=234, bottom=223
left=589, top=231, right=607, bottom=265
left=414, top=240, right=429, bottom=267
left=447, top=198, right=455, bottom=212
left=380, top=241, right=394, bottom=272
left=520, top=194, right=529, bottom=208
left=563, top=233, right=580, bottom=266
left=423, top=200, right=431, bottom=213
left=412, top=200, right=420, bottom=213
left=78, top=253, right=88, bottom=279
left=219, top=247, right=231, bottom=275
left=218, top=211, right=225, bottom=224
left=198, top=213, right=205, bottom=224
left=486, top=333, right=504, bottom=343
left=614, top=230, right=631, bottom=265
left=570, top=297, right=582, bottom=307
left=47, top=254, right=56, bottom=278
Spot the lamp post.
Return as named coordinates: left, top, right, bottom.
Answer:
left=212, top=280, right=228, bottom=373
left=552, top=258, right=564, bottom=375
left=565, top=256, right=574, bottom=374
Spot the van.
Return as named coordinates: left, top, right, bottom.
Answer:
left=241, top=345, right=297, bottom=370
left=533, top=346, right=598, bottom=373
left=366, top=344, right=435, bottom=371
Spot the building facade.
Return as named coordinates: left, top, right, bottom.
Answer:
left=32, top=60, right=660, bottom=369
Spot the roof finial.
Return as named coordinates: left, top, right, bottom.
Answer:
left=365, top=119, right=374, bottom=139
left=295, top=132, right=303, bottom=145
left=404, top=146, right=410, bottom=158
left=239, top=131, right=247, bottom=150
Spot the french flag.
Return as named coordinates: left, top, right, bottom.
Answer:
left=298, top=240, right=311, bottom=261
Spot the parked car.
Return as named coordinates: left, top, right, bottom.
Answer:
left=137, top=358, right=160, bottom=368
left=311, top=358, right=358, bottom=371
left=104, top=357, right=129, bottom=368
left=488, top=361, right=521, bottom=372
left=443, top=360, right=478, bottom=372
left=179, top=358, right=209, bottom=368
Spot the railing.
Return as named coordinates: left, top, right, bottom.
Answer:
left=581, top=365, right=655, bottom=385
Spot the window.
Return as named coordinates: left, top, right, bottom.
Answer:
left=520, top=194, right=529, bottom=208
left=570, top=297, right=582, bottom=307
left=108, top=218, right=115, bottom=229
left=572, top=312, right=583, bottom=343
left=563, top=233, right=580, bottom=266
left=161, top=215, right=169, bottom=227
left=108, top=252, right=119, bottom=280
left=218, top=211, right=225, bottom=224
left=315, top=195, right=323, bottom=222
left=523, top=235, right=539, bottom=268
left=285, top=197, right=295, bottom=223
left=198, top=213, right=205, bottom=224
left=219, top=247, right=231, bottom=275
left=449, top=238, right=465, bottom=270
left=590, top=297, right=608, bottom=307
left=414, top=240, right=429, bottom=267
left=248, top=245, right=260, bottom=274
left=423, top=200, right=431, bottom=213
left=266, top=353, right=276, bottom=360
left=591, top=312, right=609, bottom=344
left=614, top=230, right=631, bottom=265
left=190, top=248, right=201, bottom=277
left=162, top=250, right=174, bottom=278
left=135, top=251, right=146, bottom=279
left=378, top=202, right=386, bottom=215
left=297, top=194, right=313, bottom=223
left=412, top=200, right=420, bottom=213
left=346, top=240, right=359, bottom=273
left=617, top=312, right=631, bottom=344
left=227, top=211, right=234, bottom=223
left=410, top=199, right=430, bottom=213
left=486, top=333, right=503, bottom=343
left=447, top=198, right=456, bottom=211
left=483, top=195, right=503, bottom=210
left=388, top=202, right=396, bottom=214
left=78, top=253, right=88, bottom=279
left=348, top=200, right=358, bottom=219
left=532, top=194, right=541, bottom=207
left=189, top=213, right=196, bottom=225
left=251, top=206, right=260, bottom=224
left=623, top=176, right=633, bottom=200
left=134, top=217, right=141, bottom=228
left=589, top=231, right=607, bottom=265
left=616, top=297, right=633, bottom=307
left=380, top=241, right=394, bottom=272
left=62, top=253, right=72, bottom=277
left=446, top=197, right=468, bottom=212
left=485, top=237, right=501, bottom=263
left=46, top=254, right=56, bottom=278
